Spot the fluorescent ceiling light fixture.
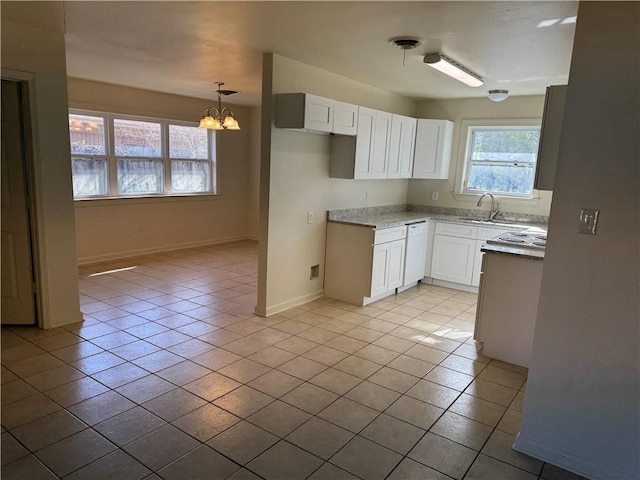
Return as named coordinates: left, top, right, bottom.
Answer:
left=423, top=53, right=483, bottom=87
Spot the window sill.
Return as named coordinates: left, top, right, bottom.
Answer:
left=451, top=191, right=541, bottom=207
left=74, top=193, right=220, bottom=207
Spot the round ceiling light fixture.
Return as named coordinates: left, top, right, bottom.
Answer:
left=388, top=37, right=422, bottom=50
left=488, top=89, right=509, bottom=102
left=388, top=37, right=422, bottom=66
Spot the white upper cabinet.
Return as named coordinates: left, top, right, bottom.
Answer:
left=353, top=107, right=376, bottom=179
left=412, top=119, right=454, bottom=179
left=331, top=107, right=392, bottom=179
left=276, top=93, right=359, bottom=136
left=388, top=114, right=417, bottom=179
left=333, top=101, right=359, bottom=135
left=371, top=110, right=393, bottom=179
left=276, top=93, right=334, bottom=134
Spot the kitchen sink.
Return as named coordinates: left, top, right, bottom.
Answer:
left=457, top=217, right=524, bottom=228
left=458, top=217, right=496, bottom=224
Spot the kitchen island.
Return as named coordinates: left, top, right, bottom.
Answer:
left=474, top=242, right=544, bottom=368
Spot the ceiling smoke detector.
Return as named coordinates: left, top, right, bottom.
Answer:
left=388, top=37, right=422, bottom=50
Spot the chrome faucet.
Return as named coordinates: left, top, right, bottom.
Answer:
left=477, top=192, right=498, bottom=221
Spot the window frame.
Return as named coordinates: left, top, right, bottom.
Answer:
left=458, top=118, right=542, bottom=200
left=69, top=109, right=217, bottom=200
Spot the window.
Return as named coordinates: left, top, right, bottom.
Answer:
left=463, top=125, right=541, bottom=197
left=69, top=111, right=215, bottom=199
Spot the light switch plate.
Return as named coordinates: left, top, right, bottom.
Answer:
left=578, top=208, right=599, bottom=235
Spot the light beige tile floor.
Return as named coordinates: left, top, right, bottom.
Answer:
left=1, top=240, right=585, bottom=480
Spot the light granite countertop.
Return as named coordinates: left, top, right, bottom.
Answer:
left=481, top=243, right=545, bottom=260
left=328, top=211, right=547, bottom=231
left=327, top=204, right=549, bottom=230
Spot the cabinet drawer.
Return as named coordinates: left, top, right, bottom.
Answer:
left=374, top=225, right=407, bottom=244
left=435, top=222, right=478, bottom=238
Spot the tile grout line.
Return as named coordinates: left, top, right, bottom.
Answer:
left=3, top=242, right=545, bottom=480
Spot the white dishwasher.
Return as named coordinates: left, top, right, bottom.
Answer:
left=403, top=221, right=428, bottom=287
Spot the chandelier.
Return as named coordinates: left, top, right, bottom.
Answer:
left=199, top=82, right=241, bottom=130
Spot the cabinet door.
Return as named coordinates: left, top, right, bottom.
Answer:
left=471, top=239, right=485, bottom=287
left=333, top=101, right=358, bottom=135
left=304, top=94, right=334, bottom=133
left=354, top=107, right=375, bottom=179
left=398, top=116, right=417, bottom=178
left=430, top=235, right=476, bottom=285
left=387, top=239, right=406, bottom=290
left=388, top=114, right=417, bottom=179
left=370, top=242, right=391, bottom=297
left=413, top=119, right=454, bottom=179
left=371, top=111, right=392, bottom=179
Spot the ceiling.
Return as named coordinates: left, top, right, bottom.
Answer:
left=63, top=1, right=578, bottom=107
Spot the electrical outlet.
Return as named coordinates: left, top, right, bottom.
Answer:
left=432, top=191, right=439, bottom=201
left=578, top=208, right=599, bottom=235
left=307, top=211, right=313, bottom=224
left=366, top=191, right=370, bottom=200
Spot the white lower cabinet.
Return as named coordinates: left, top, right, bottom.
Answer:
left=371, top=239, right=405, bottom=297
left=431, top=235, right=476, bottom=285
left=430, top=222, right=526, bottom=289
left=471, top=239, right=485, bottom=287
left=325, top=223, right=406, bottom=306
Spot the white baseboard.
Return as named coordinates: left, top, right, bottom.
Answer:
left=256, top=290, right=324, bottom=317
left=431, top=278, right=479, bottom=294
left=43, top=311, right=84, bottom=329
left=363, top=289, right=397, bottom=305
left=514, top=433, right=632, bottom=480
left=77, top=235, right=248, bottom=265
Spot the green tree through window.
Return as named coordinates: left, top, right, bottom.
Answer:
left=465, top=127, right=540, bottom=196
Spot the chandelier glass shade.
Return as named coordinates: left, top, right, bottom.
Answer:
left=199, top=82, right=241, bottom=130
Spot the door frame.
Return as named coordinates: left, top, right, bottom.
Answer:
left=2, top=70, right=46, bottom=328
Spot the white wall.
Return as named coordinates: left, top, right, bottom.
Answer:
left=1, top=2, right=82, bottom=328
left=68, top=79, right=253, bottom=264
left=408, top=96, right=553, bottom=217
left=514, top=3, right=639, bottom=479
left=258, top=54, right=415, bottom=315
left=247, top=106, right=261, bottom=240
